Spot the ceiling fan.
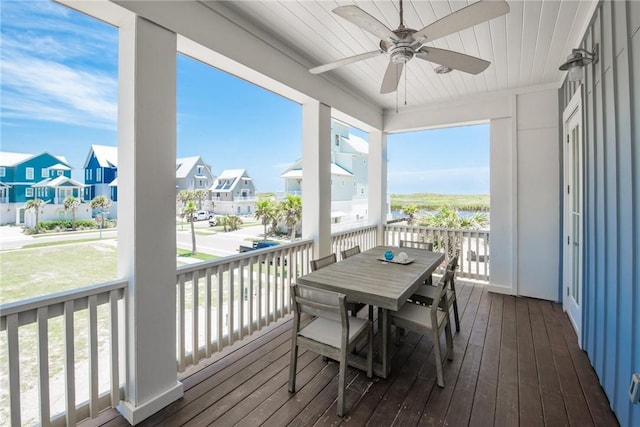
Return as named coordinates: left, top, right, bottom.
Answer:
left=309, top=0, right=510, bottom=94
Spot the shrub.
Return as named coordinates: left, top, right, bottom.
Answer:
left=38, top=220, right=98, bottom=231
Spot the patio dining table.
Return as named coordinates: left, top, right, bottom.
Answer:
left=296, top=245, right=445, bottom=378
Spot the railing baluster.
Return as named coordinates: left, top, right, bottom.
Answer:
left=109, top=289, right=120, bottom=408
left=239, top=259, right=245, bottom=340
left=217, top=265, right=224, bottom=352
left=228, top=263, right=234, bottom=345
left=7, top=313, right=21, bottom=427
left=37, top=307, right=51, bottom=427
left=205, top=268, right=212, bottom=358
left=177, top=274, right=186, bottom=371
left=63, top=300, right=76, bottom=427
left=191, top=270, right=200, bottom=366
left=257, top=258, right=263, bottom=329
left=248, top=260, right=254, bottom=334
left=88, top=295, right=99, bottom=418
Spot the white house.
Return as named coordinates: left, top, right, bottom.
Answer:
left=281, top=121, right=370, bottom=224
left=175, top=156, right=215, bottom=193
left=210, top=169, right=256, bottom=215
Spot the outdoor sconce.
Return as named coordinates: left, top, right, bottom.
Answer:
left=559, top=43, right=598, bottom=82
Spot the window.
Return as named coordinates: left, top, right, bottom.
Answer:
left=335, top=134, right=340, bottom=146
left=41, top=168, right=48, bottom=178
left=25, top=188, right=33, bottom=197
left=57, top=170, right=63, bottom=176
left=0, top=167, right=5, bottom=177
left=87, top=169, right=92, bottom=181
left=96, top=168, right=102, bottom=182
left=26, top=167, right=34, bottom=180
left=197, top=165, right=203, bottom=174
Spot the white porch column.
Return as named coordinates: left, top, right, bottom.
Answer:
left=301, top=101, right=331, bottom=257
left=368, top=129, right=388, bottom=244
left=117, top=15, right=183, bottom=425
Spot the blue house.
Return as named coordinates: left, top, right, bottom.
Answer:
left=83, top=144, right=118, bottom=202
left=0, top=151, right=81, bottom=203
left=0, top=151, right=86, bottom=224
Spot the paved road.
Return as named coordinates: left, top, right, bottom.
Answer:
left=0, top=221, right=272, bottom=257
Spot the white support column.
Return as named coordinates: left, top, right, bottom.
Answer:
left=301, top=101, right=331, bottom=257
left=368, top=129, right=387, bottom=245
left=117, top=15, right=183, bottom=425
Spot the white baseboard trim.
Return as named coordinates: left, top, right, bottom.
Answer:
left=117, top=382, right=184, bottom=425
left=485, top=282, right=514, bottom=295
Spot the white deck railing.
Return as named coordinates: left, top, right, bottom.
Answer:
left=175, top=239, right=314, bottom=371
left=385, top=224, right=490, bottom=281
left=331, top=224, right=378, bottom=259
left=1, top=224, right=490, bottom=425
left=0, top=280, right=127, bottom=427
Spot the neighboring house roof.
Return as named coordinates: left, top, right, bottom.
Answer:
left=210, top=169, right=251, bottom=192
left=49, top=163, right=71, bottom=171
left=32, top=176, right=85, bottom=188
left=340, top=134, right=368, bottom=154
left=176, top=156, right=210, bottom=179
left=280, top=163, right=353, bottom=179
left=84, top=145, right=118, bottom=168
left=0, top=152, right=71, bottom=168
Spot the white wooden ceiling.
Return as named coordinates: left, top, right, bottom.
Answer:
left=201, top=1, right=596, bottom=112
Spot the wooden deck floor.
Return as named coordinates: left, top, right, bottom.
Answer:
left=85, top=283, right=618, bottom=426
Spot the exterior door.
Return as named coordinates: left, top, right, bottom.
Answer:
left=563, top=89, right=583, bottom=346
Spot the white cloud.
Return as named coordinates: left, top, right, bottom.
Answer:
left=1, top=54, right=117, bottom=129
left=0, top=1, right=118, bottom=129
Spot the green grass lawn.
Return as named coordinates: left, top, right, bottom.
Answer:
left=0, top=241, right=119, bottom=305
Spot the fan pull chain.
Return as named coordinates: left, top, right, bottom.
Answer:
left=404, top=63, right=407, bottom=106
left=395, top=62, right=399, bottom=113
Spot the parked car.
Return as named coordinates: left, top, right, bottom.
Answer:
left=188, top=210, right=212, bottom=221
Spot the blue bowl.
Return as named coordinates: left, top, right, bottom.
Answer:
left=384, top=250, right=394, bottom=261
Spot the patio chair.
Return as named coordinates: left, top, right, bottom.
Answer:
left=399, top=239, right=434, bottom=285
left=288, top=283, right=373, bottom=417
left=311, top=252, right=364, bottom=318
left=391, top=270, right=454, bottom=387
left=310, top=253, right=337, bottom=271
left=340, top=245, right=361, bottom=260
left=409, top=255, right=461, bottom=332
left=339, top=245, right=371, bottom=321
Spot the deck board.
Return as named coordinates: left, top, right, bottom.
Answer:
left=81, top=284, right=618, bottom=427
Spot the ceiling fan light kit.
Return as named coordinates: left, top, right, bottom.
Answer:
left=309, top=0, right=510, bottom=95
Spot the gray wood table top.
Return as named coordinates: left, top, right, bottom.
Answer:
left=297, top=246, right=445, bottom=311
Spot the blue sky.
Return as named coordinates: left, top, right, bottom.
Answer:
left=1, top=0, right=489, bottom=195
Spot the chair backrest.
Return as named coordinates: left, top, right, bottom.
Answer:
left=446, top=255, right=459, bottom=272
left=310, top=253, right=337, bottom=271
left=340, top=245, right=361, bottom=260
left=430, top=269, right=454, bottom=322
left=399, top=240, right=434, bottom=251
left=291, top=283, right=347, bottom=324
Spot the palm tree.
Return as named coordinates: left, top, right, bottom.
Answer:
left=402, top=204, right=418, bottom=225
left=255, top=198, right=276, bottom=239
left=279, top=194, right=301, bottom=241
left=182, top=200, right=197, bottom=254
left=63, top=196, right=81, bottom=230
left=418, top=204, right=489, bottom=259
left=226, top=215, right=242, bottom=231
left=25, top=198, right=45, bottom=233
left=194, top=189, right=208, bottom=210
left=91, top=195, right=112, bottom=238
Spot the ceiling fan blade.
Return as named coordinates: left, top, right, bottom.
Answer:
left=413, top=0, right=509, bottom=42
left=380, top=61, right=404, bottom=94
left=309, top=50, right=384, bottom=74
left=334, top=5, right=397, bottom=41
left=416, top=47, right=490, bottom=74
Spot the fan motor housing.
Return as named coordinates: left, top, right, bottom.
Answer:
left=381, top=28, right=418, bottom=64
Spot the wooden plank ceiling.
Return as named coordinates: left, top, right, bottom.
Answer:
left=201, top=1, right=597, bottom=112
